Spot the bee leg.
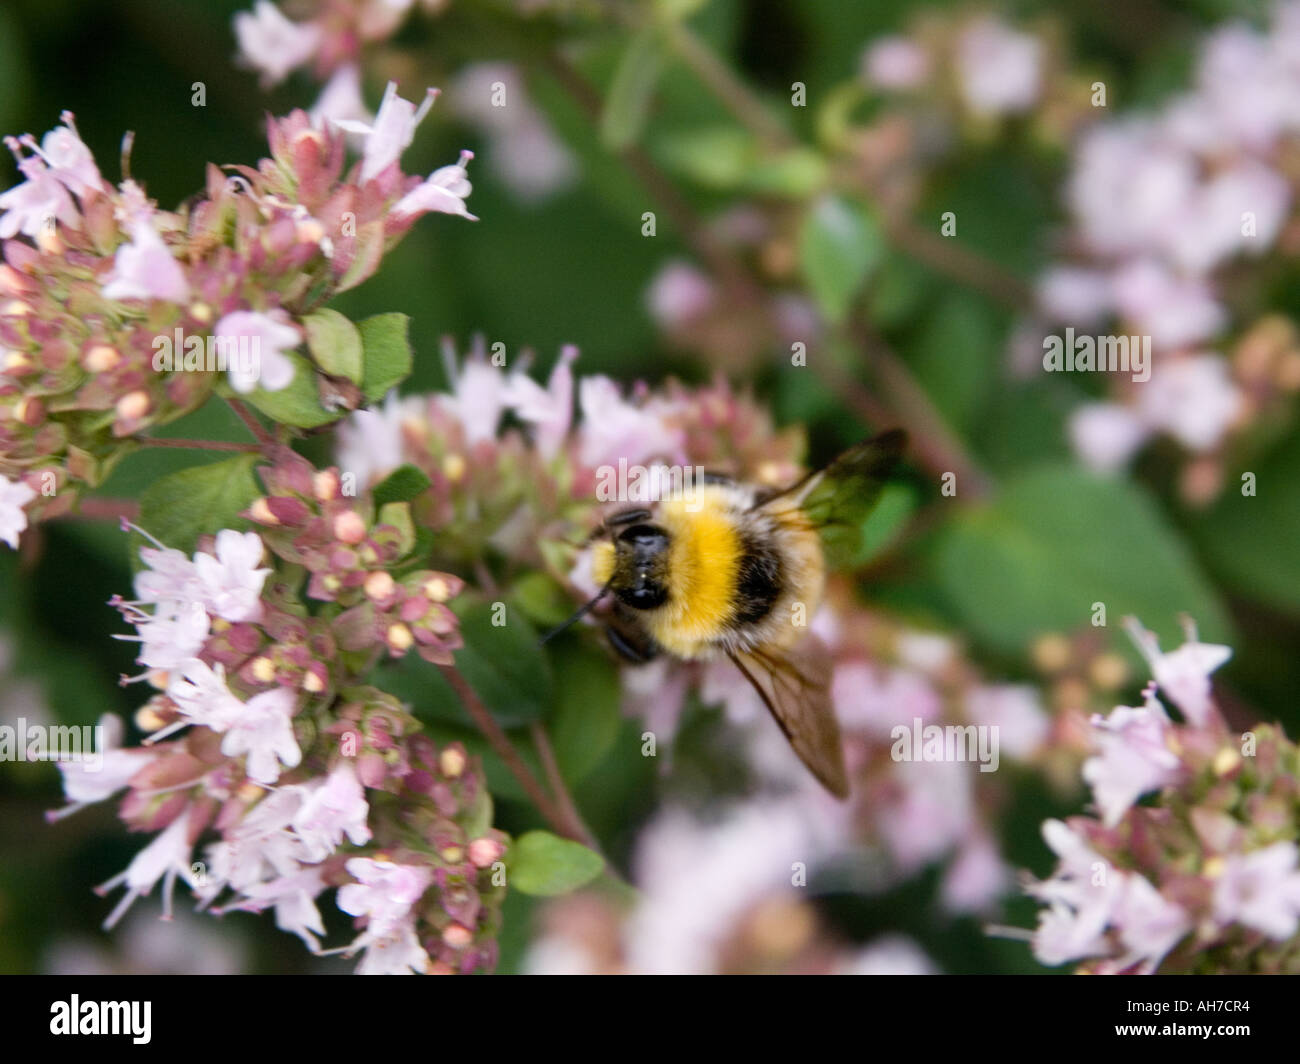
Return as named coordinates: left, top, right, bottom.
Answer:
left=606, top=625, right=658, bottom=664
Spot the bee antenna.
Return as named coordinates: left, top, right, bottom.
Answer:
left=539, top=577, right=615, bottom=646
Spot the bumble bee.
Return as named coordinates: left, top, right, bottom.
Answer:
left=548, top=430, right=907, bottom=799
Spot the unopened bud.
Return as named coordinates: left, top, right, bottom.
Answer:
left=439, top=747, right=466, bottom=778
left=364, top=571, right=395, bottom=600
left=386, top=623, right=414, bottom=652
left=115, top=389, right=151, bottom=422
left=333, top=510, right=366, bottom=544
left=83, top=344, right=121, bottom=372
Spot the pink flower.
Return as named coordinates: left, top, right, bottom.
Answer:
left=1082, top=692, right=1181, bottom=827
left=101, top=218, right=192, bottom=304
left=221, top=686, right=301, bottom=785
left=1037, top=267, right=1113, bottom=325
left=193, top=530, right=269, bottom=623
left=392, top=150, right=478, bottom=221
left=1124, top=616, right=1231, bottom=727
left=1213, top=843, right=1300, bottom=939
left=576, top=376, right=685, bottom=469
left=127, top=602, right=211, bottom=675
left=169, top=660, right=245, bottom=732
left=51, top=715, right=156, bottom=821
left=1068, top=403, right=1150, bottom=473
left=941, top=831, right=1011, bottom=914
left=96, top=814, right=197, bottom=928
left=238, top=868, right=327, bottom=950
left=504, top=345, right=577, bottom=460
left=309, top=64, right=373, bottom=134
left=353, top=918, right=428, bottom=975
left=965, top=684, right=1049, bottom=760
left=214, top=308, right=300, bottom=393
left=1135, top=355, right=1243, bottom=453
left=30, top=114, right=101, bottom=195
left=1111, top=259, right=1225, bottom=350
left=133, top=545, right=202, bottom=606
left=338, top=858, right=432, bottom=939
left=860, top=37, right=931, bottom=91
left=832, top=663, right=941, bottom=739
left=956, top=17, right=1042, bottom=116
left=0, top=474, right=36, bottom=549
left=336, top=391, right=426, bottom=486
left=1113, top=874, right=1190, bottom=972
left=233, top=0, right=323, bottom=88
left=291, top=761, right=372, bottom=861
left=645, top=261, right=717, bottom=330
left=334, top=81, right=438, bottom=183
left=1029, top=820, right=1120, bottom=965
left=438, top=351, right=509, bottom=444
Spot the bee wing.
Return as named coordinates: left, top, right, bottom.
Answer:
left=728, top=636, right=850, bottom=799
left=753, top=429, right=906, bottom=568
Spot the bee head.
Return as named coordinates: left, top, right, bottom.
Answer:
left=611, top=523, right=670, bottom=610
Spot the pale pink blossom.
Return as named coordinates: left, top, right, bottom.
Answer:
left=51, top=715, right=156, bottom=821
left=504, top=345, right=577, bottom=460
left=214, top=308, right=300, bottom=393
left=1029, top=819, right=1120, bottom=965
left=437, top=351, right=509, bottom=444
left=832, top=662, right=941, bottom=739
left=392, top=150, right=478, bottom=220
left=96, top=813, right=197, bottom=928
left=1124, top=616, right=1231, bottom=727
left=309, top=64, right=373, bottom=135
left=220, top=686, right=301, bottom=785
left=238, top=867, right=327, bottom=950
left=941, top=831, right=1011, bottom=914
left=336, top=391, right=426, bottom=486
left=0, top=475, right=36, bottom=549
left=860, top=37, right=931, bottom=91
left=1111, top=259, right=1225, bottom=350
left=233, top=0, right=323, bottom=87
left=1082, top=693, right=1181, bottom=827
left=291, top=761, right=372, bottom=861
left=1114, top=873, right=1190, bottom=972
left=1135, top=354, right=1243, bottom=453
left=1212, top=842, right=1300, bottom=939
left=646, top=260, right=717, bottom=329
left=193, top=530, right=269, bottom=623
left=101, top=217, right=191, bottom=304
left=334, top=81, right=438, bottom=183
left=956, top=17, right=1042, bottom=115
left=965, top=684, right=1049, bottom=759
left=338, top=858, right=432, bottom=940
left=577, top=376, right=685, bottom=469
left=1068, top=402, right=1151, bottom=473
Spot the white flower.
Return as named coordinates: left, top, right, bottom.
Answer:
left=202, top=788, right=304, bottom=897
left=0, top=157, right=76, bottom=238
left=392, top=150, right=478, bottom=220
left=1068, top=402, right=1151, bottom=473
left=193, top=530, right=269, bottom=623
left=237, top=868, right=327, bottom=951
left=1124, top=616, right=1231, bottom=727
left=51, top=714, right=155, bottom=820
left=965, top=684, right=1049, bottom=760
left=1082, top=693, right=1181, bottom=827
left=100, top=217, right=192, bottom=304
left=1136, top=355, right=1244, bottom=453
left=956, top=17, right=1042, bottom=116
left=333, top=81, right=438, bottom=183
left=838, top=935, right=939, bottom=974
left=291, top=761, right=371, bottom=861
left=133, top=545, right=202, bottom=606
left=437, top=351, right=510, bottom=444
left=1111, top=259, right=1225, bottom=351
left=576, top=376, right=685, bottom=469
left=96, top=814, right=197, bottom=928
left=127, top=601, right=210, bottom=674
left=31, top=114, right=102, bottom=195
left=1029, top=820, right=1121, bottom=966
left=338, top=858, right=431, bottom=939
left=860, top=37, right=931, bottom=91
left=309, top=64, right=373, bottom=137
left=233, top=0, right=323, bottom=87
left=220, top=686, right=301, bottom=785
left=0, top=475, right=36, bottom=549
left=504, top=346, right=577, bottom=460
left=169, top=659, right=245, bottom=732
left=214, top=308, right=300, bottom=394
left=353, top=918, right=429, bottom=975
left=336, top=391, right=426, bottom=487
left=1113, top=873, right=1190, bottom=972
left=1213, top=842, right=1300, bottom=939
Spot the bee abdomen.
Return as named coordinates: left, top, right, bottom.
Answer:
left=732, top=534, right=782, bottom=624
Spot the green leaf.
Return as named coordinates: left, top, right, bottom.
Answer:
left=135, top=453, right=261, bottom=555
left=303, top=308, right=363, bottom=384
left=743, top=148, right=828, bottom=198
left=658, top=126, right=753, bottom=188
left=904, top=291, right=1000, bottom=432
left=507, top=830, right=604, bottom=896
left=933, top=466, right=1232, bottom=655
left=358, top=313, right=413, bottom=403
left=548, top=645, right=622, bottom=784
left=1193, top=431, right=1300, bottom=613
left=799, top=195, right=883, bottom=323
left=371, top=463, right=431, bottom=509
left=601, top=26, right=665, bottom=151
left=245, top=352, right=340, bottom=429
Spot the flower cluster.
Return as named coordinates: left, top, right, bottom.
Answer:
left=0, top=90, right=474, bottom=545
left=52, top=455, right=507, bottom=972
left=1029, top=617, right=1300, bottom=974
left=1035, top=2, right=1300, bottom=489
